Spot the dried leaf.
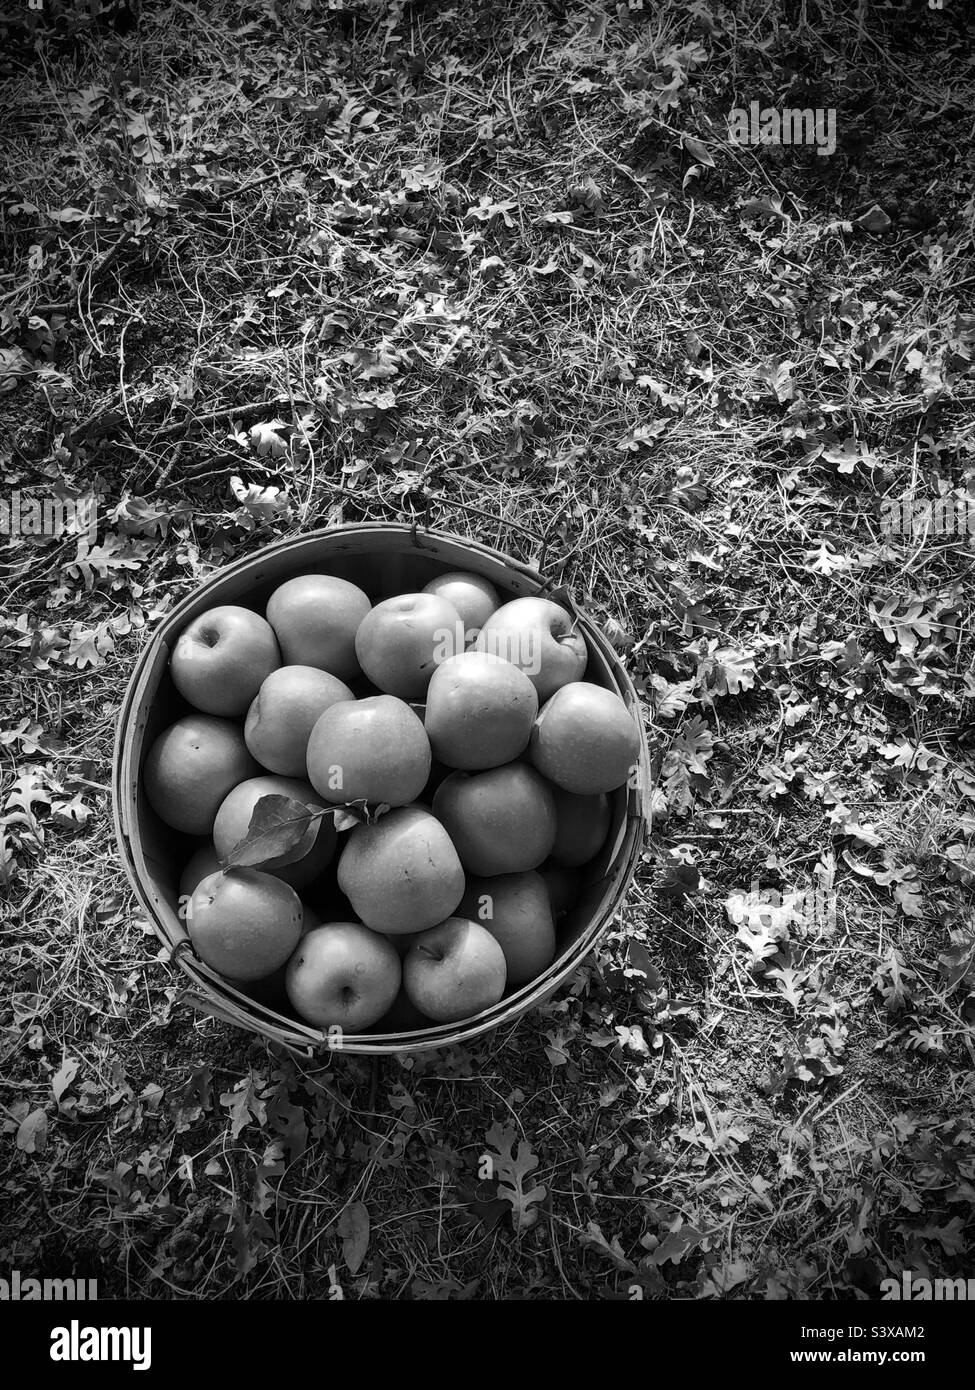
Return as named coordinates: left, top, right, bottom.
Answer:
left=336, top=1201, right=370, bottom=1275
left=16, top=1108, right=48, bottom=1152
left=483, top=1123, right=546, bottom=1233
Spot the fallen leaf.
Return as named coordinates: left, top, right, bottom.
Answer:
left=336, top=1201, right=370, bottom=1275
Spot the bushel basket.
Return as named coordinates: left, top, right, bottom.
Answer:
left=113, top=522, right=649, bottom=1056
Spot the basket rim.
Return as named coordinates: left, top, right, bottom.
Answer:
left=112, top=520, right=649, bottom=1056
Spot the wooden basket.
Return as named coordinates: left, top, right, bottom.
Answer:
left=112, top=522, right=649, bottom=1056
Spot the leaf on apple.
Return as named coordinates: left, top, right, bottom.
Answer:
left=332, top=807, right=364, bottom=833
left=223, top=794, right=323, bottom=870
left=483, top=1123, right=547, bottom=1233
left=336, top=1200, right=370, bottom=1275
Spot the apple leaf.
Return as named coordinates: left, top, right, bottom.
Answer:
left=483, top=1123, right=547, bottom=1233
left=223, top=794, right=324, bottom=869
left=336, top=1201, right=370, bottom=1275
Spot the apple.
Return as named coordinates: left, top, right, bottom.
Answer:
left=144, top=714, right=259, bottom=836
left=403, top=917, right=507, bottom=1023
left=306, top=695, right=431, bottom=806
left=424, top=651, right=538, bottom=770
left=245, top=665, right=354, bottom=776
left=337, top=805, right=465, bottom=934
left=212, top=775, right=336, bottom=888
left=179, top=844, right=222, bottom=903
left=550, top=788, right=611, bottom=867
left=233, top=904, right=320, bottom=1008
left=265, top=574, right=372, bottom=681
left=474, top=597, right=587, bottom=703
left=539, top=862, right=583, bottom=918
left=285, top=923, right=401, bottom=1029
left=170, top=605, right=280, bottom=716
left=529, top=682, right=639, bottom=794
left=431, top=761, right=556, bottom=875
left=372, top=986, right=432, bottom=1034
left=354, top=592, right=463, bottom=699
left=422, top=571, right=499, bottom=640
left=460, top=870, right=556, bottom=987
left=185, top=867, right=303, bottom=980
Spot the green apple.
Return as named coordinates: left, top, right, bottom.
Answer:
left=306, top=694, right=431, bottom=806
left=424, top=651, right=538, bottom=770
left=431, top=761, right=556, bottom=875
left=144, top=714, right=259, bottom=835
left=403, top=917, right=507, bottom=1023
left=529, top=682, right=639, bottom=793
left=474, top=597, right=587, bottom=703
left=185, top=867, right=303, bottom=980
left=170, top=605, right=280, bottom=716
left=422, top=571, right=499, bottom=640
left=265, top=574, right=371, bottom=681
left=285, top=922, right=401, bottom=1029
left=550, top=788, right=611, bottom=867
left=336, top=805, right=465, bottom=933
left=354, top=592, right=463, bottom=699
left=460, top=870, right=556, bottom=987
left=245, top=665, right=354, bottom=776
left=539, top=862, right=583, bottom=919
left=212, top=775, right=336, bottom=888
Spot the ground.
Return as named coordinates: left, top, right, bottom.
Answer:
left=1, top=0, right=974, bottom=1300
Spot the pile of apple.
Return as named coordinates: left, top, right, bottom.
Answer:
left=142, top=569, right=639, bottom=1034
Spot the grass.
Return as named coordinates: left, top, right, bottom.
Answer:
left=1, top=0, right=974, bottom=1299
